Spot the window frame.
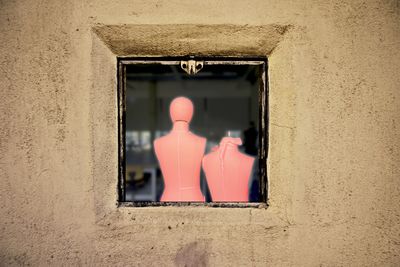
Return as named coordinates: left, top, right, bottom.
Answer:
left=117, top=56, right=269, bottom=208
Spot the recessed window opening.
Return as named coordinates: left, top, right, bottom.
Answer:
left=118, top=57, right=268, bottom=207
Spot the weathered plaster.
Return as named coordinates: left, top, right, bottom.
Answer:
left=0, top=0, right=399, bottom=266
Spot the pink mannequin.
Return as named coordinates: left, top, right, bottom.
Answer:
left=202, top=137, right=255, bottom=202
left=154, top=97, right=206, bottom=202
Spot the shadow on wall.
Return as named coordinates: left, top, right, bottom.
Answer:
left=174, top=241, right=210, bottom=267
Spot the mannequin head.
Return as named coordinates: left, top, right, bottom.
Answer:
left=170, top=97, right=194, bottom=123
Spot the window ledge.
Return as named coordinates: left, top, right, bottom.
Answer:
left=118, top=202, right=268, bottom=209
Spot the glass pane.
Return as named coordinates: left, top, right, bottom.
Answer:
left=124, top=62, right=260, bottom=202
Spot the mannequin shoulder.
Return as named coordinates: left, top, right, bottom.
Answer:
left=153, top=134, right=170, bottom=148
left=203, top=150, right=217, bottom=159
left=189, top=132, right=207, bottom=145
left=154, top=136, right=164, bottom=145
left=202, top=150, right=218, bottom=165
left=241, top=153, right=255, bottom=165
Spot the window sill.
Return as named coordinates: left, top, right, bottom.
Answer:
left=118, top=202, right=268, bottom=209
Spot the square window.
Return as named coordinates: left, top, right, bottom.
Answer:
left=117, top=57, right=268, bottom=206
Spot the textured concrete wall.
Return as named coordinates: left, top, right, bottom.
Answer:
left=1, top=0, right=399, bottom=266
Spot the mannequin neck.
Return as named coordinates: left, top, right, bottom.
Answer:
left=172, top=120, right=189, bottom=132
left=218, top=137, right=241, bottom=153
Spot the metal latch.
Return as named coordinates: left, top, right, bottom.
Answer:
left=180, top=60, right=204, bottom=75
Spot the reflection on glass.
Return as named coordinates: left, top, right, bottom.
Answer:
left=125, top=64, right=260, bottom=202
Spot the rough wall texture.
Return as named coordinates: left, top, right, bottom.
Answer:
left=0, top=0, right=399, bottom=266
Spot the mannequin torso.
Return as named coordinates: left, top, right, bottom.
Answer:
left=153, top=97, right=206, bottom=202
left=154, top=122, right=206, bottom=201
left=202, top=138, right=254, bottom=202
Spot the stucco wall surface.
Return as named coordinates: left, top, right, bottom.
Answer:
left=0, top=0, right=399, bottom=266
